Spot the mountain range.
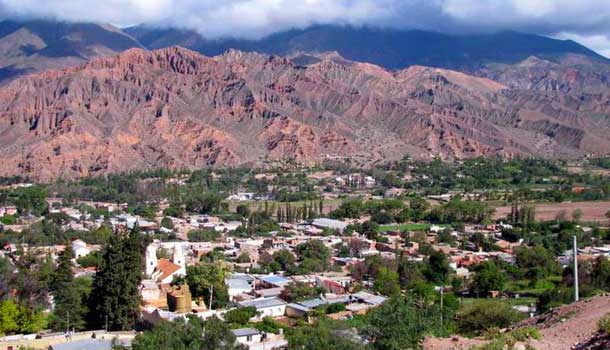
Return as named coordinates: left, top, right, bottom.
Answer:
left=0, top=20, right=610, bottom=180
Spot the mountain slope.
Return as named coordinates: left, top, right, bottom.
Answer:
left=0, top=20, right=142, bottom=84
left=126, top=25, right=609, bottom=70
left=1, top=47, right=610, bottom=180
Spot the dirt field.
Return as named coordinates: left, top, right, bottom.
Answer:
left=528, top=295, right=610, bottom=350
left=494, top=201, right=610, bottom=224
left=424, top=295, right=610, bottom=350
left=567, top=166, right=610, bottom=176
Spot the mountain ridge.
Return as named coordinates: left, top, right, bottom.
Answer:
left=1, top=46, right=610, bottom=180
left=125, top=24, right=609, bottom=70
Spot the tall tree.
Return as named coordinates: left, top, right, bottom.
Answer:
left=186, top=261, right=231, bottom=309
left=89, top=227, right=144, bottom=331
left=50, top=245, right=89, bottom=331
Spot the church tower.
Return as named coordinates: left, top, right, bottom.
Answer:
left=173, top=243, right=185, bottom=269
left=145, top=244, right=158, bottom=277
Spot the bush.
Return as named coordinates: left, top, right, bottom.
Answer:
left=76, top=251, right=102, bottom=268
left=255, top=317, right=283, bottom=334
left=187, top=229, right=221, bottom=242
left=325, top=303, right=346, bottom=314
left=456, top=300, right=523, bottom=336
left=224, top=306, right=257, bottom=325
left=0, top=215, right=16, bottom=225
left=598, top=313, right=610, bottom=334
left=510, top=326, right=541, bottom=341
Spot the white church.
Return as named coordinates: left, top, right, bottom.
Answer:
left=145, top=243, right=187, bottom=284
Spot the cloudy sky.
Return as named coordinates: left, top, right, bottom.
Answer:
left=1, top=0, right=610, bottom=56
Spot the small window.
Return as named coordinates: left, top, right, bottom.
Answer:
left=246, top=335, right=252, bottom=342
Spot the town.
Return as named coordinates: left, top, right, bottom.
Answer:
left=1, top=157, right=610, bottom=350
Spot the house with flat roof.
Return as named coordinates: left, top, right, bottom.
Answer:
left=258, top=275, right=291, bottom=288
left=310, top=218, right=348, bottom=233
left=238, top=297, right=287, bottom=320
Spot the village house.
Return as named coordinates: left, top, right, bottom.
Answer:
left=226, top=274, right=256, bottom=301
left=238, top=297, right=287, bottom=320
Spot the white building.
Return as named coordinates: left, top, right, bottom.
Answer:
left=238, top=297, right=287, bottom=320
left=226, top=274, right=255, bottom=301
left=71, top=239, right=91, bottom=259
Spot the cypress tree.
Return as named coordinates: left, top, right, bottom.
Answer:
left=319, top=198, right=324, bottom=215
left=89, top=227, right=144, bottom=331
left=51, top=245, right=88, bottom=331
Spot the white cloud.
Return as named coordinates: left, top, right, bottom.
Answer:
left=1, top=0, right=610, bottom=55
left=555, top=32, right=610, bottom=58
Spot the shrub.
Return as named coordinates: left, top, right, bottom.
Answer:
left=224, top=306, right=257, bottom=325
left=456, top=300, right=523, bottom=336
left=598, top=313, right=610, bottom=334
left=510, top=326, right=541, bottom=341
left=325, top=303, right=347, bottom=314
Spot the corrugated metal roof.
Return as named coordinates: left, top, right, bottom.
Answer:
left=239, top=297, right=287, bottom=309
left=232, top=328, right=261, bottom=337
left=259, top=275, right=290, bottom=285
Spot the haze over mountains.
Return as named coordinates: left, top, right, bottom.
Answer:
left=1, top=19, right=610, bottom=180
left=125, top=24, right=609, bottom=70
left=0, top=20, right=142, bottom=84
left=1, top=20, right=608, bottom=82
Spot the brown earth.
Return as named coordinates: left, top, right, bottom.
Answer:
left=494, top=201, right=610, bottom=224
left=424, top=295, right=610, bottom=350
left=2, top=47, right=610, bottom=180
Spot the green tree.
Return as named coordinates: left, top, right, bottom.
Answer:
left=361, top=221, right=380, bottom=241
left=373, top=267, right=401, bottom=296
left=187, top=229, right=221, bottom=242
left=423, top=250, right=450, bottom=285
left=456, top=300, right=523, bottom=336
left=235, top=252, right=251, bottom=264
left=186, top=193, right=225, bottom=215
left=186, top=261, right=231, bottom=309
left=363, top=296, right=444, bottom=350
left=397, top=254, right=424, bottom=289
left=287, top=318, right=368, bottom=350
left=76, top=251, right=103, bottom=268
left=235, top=204, right=250, bottom=218
left=330, top=199, right=365, bottom=219
left=0, top=299, right=46, bottom=336
left=89, top=227, right=145, bottom=331
left=296, top=240, right=331, bottom=271
left=470, top=261, right=507, bottom=297
left=591, top=256, right=610, bottom=291
left=0, top=300, right=19, bottom=335
left=160, top=217, right=174, bottom=229
left=224, top=306, right=257, bottom=326
left=131, top=315, right=246, bottom=350
left=271, top=249, right=297, bottom=273
left=50, top=246, right=89, bottom=331
left=280, top=282, right=322, bottom=302
left=409, top=197, right=431, bottom=221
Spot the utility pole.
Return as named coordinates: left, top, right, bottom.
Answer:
left=573, top=235, right=579, bottom=302
left=209, top=283, right=214, bottom=311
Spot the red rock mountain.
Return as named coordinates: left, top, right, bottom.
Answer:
left=1, top=46, right=610, bottom=180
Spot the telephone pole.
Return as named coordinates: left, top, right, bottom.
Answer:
left=209, top=283, right=214, bottom=311
left=573, top=235, right=579, bottom=302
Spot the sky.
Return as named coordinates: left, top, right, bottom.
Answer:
left=1, top=0, right=610, bottom=56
